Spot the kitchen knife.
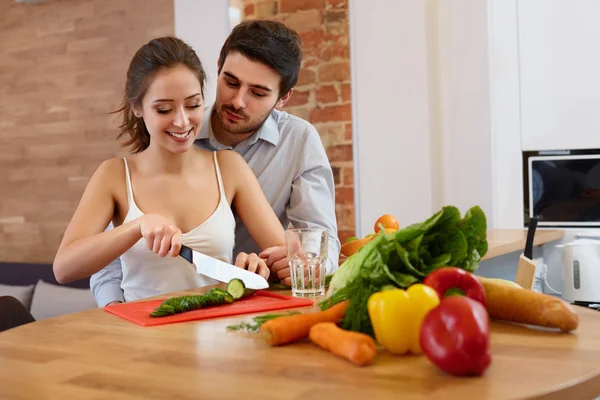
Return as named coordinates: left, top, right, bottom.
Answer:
left=515, top=217, right=538, bottom=290
left=524, top=217, right=538, bottom=260
left=179, top=245, right=269, bottom=290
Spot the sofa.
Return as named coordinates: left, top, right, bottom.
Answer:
left=0, top=262, right=98, bottom=320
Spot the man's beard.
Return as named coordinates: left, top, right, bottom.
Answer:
left=218, top=104, right=273, bottom=135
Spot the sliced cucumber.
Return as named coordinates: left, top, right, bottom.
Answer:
left=242, top=288, right=256, bottom=298
left=211, top=288, right=230, bottom=297
left=202, top=289, right=224, bottom=306
left=226, top=278, right=246, bottom=300
left=210, top=294, right=225, bottom=306
left=211, top=288, right=234, bottom=303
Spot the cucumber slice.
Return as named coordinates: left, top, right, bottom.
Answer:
left=211, top=288, right=234, bottom=303
left=226, top=278, right=246, bottom=300
left=223, top=292, right=234, bottom=303
left=211, top=288, right=229, bottom=297
left=208, top=293, right=224, bottom=306
left=242, top=288, right=256, bottom=298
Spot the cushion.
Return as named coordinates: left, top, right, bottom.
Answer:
left=29, top=280, right=97, bottom=321
left=0, top=283, right=35, bottom=310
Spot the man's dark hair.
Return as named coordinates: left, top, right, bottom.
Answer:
left=218, top=20, right=302, bottom=98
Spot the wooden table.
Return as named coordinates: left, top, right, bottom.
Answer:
left=1, top=285, right=600, bottom=400
left=483, top=229, right=564, bottom=260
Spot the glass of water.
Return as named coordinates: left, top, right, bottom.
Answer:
left=285, top=228, right=328, bottom=297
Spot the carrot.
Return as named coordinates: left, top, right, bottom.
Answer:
left=259, top=300, right=349, bottom=346
left=309, top=322, right=377, bottom=367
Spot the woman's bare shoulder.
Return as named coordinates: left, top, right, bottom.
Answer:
left=95, top=157, right=127, bottom=178
left=215, top=149, right=246, bottom=168
left=88, top=157, right=128, bottom=194
left=213, top=150, right=251, bottom=197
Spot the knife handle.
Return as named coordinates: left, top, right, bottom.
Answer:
left=180, top=244, right=193, bottom=264
left=525, top=217, right=538, bottom=260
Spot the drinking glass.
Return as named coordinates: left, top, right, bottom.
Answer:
left=285, top=228, right=328, bottom=297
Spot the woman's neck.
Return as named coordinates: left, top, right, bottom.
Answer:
left=139, top=142, right=196, bottom=174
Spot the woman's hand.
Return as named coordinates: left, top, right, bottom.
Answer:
left=234, top=252, right=270, bottom=280
left=138, top=214, right=182, bottom=257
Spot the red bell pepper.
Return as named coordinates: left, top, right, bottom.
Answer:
left=423, top=267, right=486, bottom=306
left=420, top=296, right=491, bottom=376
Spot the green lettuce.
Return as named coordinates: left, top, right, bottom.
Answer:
left=322, top=205, right=488, bottom=336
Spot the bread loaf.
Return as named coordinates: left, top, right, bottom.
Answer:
left=477, top=277, right=579, bottom=332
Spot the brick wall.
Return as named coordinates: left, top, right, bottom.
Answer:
left=0, top=0, right=174, bottom=262
left=242, top=0, right=356, bottom=244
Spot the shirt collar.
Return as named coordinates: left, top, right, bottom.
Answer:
left=196, top=105, right=280, bottom=149
left=248, top=111, right=280, bottom=146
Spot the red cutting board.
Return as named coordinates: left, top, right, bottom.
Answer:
left=104, top=290, right=315, bottom=327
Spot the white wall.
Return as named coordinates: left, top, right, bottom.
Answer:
left=349, top=0, right=435, bottom=236
left=485, top=0, right=600, bottom=228
left=174, top=0, right=231, bottom=107
left=487, top=0, right=525, bottom=229
left=518, top=0, right=600, bottom=151
left=435, top=0, right=525, bottom=230
left=350, top=0, right=600, bottom=299
left=349, top=0, right=526, bottom=235
left=487, top=0, right=524, bottom=229
left=436, top=0, right=494, bottom=222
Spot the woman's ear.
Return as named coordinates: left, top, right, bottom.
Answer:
left=275, top=89, right=294, bottom=110
left=131, top=104, right=143, bottom=118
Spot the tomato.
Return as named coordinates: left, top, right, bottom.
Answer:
left=374, top=214, right=400, bottom=233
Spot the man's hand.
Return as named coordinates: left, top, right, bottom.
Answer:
left=259, top=246, right=291, bottom=287
left=234, top=252, right=270, bottom=280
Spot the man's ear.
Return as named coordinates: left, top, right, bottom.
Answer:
left=275, top=89, right=294, bottom=109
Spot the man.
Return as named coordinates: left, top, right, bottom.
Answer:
left=91, top=20, right=341, bottom=306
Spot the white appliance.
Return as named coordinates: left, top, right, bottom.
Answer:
left=557, top=236, right=600, bottom=304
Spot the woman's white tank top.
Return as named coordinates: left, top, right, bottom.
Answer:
left=119, top=152, right=236, bottom=302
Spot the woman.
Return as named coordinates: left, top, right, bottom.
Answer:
left=53, top=37, right=286, bottom=302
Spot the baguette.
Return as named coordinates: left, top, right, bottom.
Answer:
left=477, top=277, right=579, bottom=332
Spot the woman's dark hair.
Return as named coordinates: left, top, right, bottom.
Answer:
left=114, top=36, right=206, bottom=153
left=218, top=20, right=302, bottom=98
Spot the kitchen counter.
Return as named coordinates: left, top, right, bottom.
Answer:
left=483, top=229, right=564, bottom=260
left=0, top=284, right=599, bottom=399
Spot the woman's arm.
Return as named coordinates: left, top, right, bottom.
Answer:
left=218, top=151, right=286, bottom=250
left=53, top=159, right=142, bottom=284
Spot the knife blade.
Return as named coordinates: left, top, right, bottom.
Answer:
left=179, top=245, right=269, bottom=290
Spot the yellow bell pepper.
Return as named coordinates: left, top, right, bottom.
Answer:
left=367, top=284, right=440, bottom=355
